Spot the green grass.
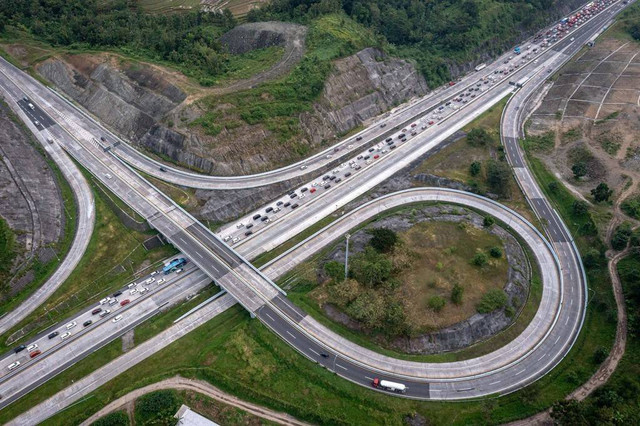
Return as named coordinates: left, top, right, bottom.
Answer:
left=218, top=46, right=286, bottom=82
left=0, top=164, right=177, bottom=350
left=135, top=0, right=201, bottom=14
left=620, top=194, right=640, bottom=220
left=0, top=100, right=78, bottom=318
left=0, top=216, right=16, bottom=284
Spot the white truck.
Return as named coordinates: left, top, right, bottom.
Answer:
left=372, top=377, right=407, bottom=393
left=474, top=63, right=487, bottom=72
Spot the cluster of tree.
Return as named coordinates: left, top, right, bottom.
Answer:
left=249, top=0, right=566, bottom=86
left=135, top=390, right=180, bottom=424
left=0, top=1, right=236, bottom=84
left=92, top=411, right=128, bottom=426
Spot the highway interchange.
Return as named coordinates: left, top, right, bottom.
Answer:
left=0, top=0, right=633, bottom=421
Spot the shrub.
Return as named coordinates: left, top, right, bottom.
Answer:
left=469, top=161, right=481, bottom=176
left=346, top=290, right=386, bottom=329
left=466, top=128, right=493, bottom=146
left=591, top=182, right=613, bottom=203
left=621, top=196, right=640, bottom=219
left=572, top=162, right=587, bottom=179
left=486, top=159, right=511, bottom=198
left=572, top=200, right=589, bottom=216
left=483, top=215, right=495, bottom=227
left=350, top=247, right=392, bottom=287
left=451, top=283, right=464, bottom=305
left=369, top=228, right=398, bottom=253
left=471, top=252, right=488, bottom=267
left=329, top=279, right=360, bottom=306
left=324, top=260, right=345, bottom=281
left=92, top=411, right=129, bottom=426
left=611, top=222, right=632, bottom=251
left=489, top=246, right=502, bottom=258
left=427, top=296, right=446, bottom=312
left=135, top=390, right=179, bottom=425
left=592, top=346, right=609, bottom=364
left=476, top=289, right=507, bottom=313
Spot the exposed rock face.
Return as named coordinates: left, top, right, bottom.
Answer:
left=301, top=47, right=429, bottom=144
left=220, top=21, right=298, bottom=54
left=36, top=55, right=185, bottom=142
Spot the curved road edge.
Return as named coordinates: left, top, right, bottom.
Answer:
left=0, top=87, right=95, bottom=336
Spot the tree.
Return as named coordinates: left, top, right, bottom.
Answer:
left=548, top=181, right=559, bottom=193
left=486, top=159, right=511, bottom=198
left=346, top=290, right=386, bottom=329
left=93, top=411, right=128, bottom=426
left=384, top=301, right=408, bottom=335
left=629, top=22, right=640, bottom=41
left=451, top=283, right=464, bottom=305
left=572, top=200, right=589, bottom=216
left=582, top=248, right=602, bottom=269
left=324, top=261, right=345, bottom=281
left=350, top=247, right=392, bottom=287
left=469, top=161, right=481, bottom=177
left=591, top=182, right=613, bottom=203
left=329, top=279, right=360, bottom=306
left=467, top=128, right=493, bottom=146
left=611, top=223, right=632, bottom=251
left=593, top=346, right=609, bottom=364
left=428, top=295, right=446, bottom=312
left=369, top=228, right=398, bottom=253
left=489, top=246, right=502, bottom=258
left=472, top=252, right=488, bottom=267
left=483, top=215, right=495, bottom=227
left=572, top=162, right=587, bottom=179
left=550, top=400, right=587, bottom=425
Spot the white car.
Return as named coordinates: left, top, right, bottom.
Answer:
left=99, top=310, right=111, bottom=317
left=157, top=278, right=165, bottom=284
left=130, top=289, right=138, bottom=295
left=99, top=297, right=110, bottom=305
left=66, top=321, right=77, bottom=330
left=61, top=332, right=71, bottom=340
left=140, top=287, right=149, bottom=294
left=27, top=344, right=38, bottom=352
left=112, top=315, right=123, bottom=323
left=223, top=235, right=231, bottom=242
left=236, top=223, right=244, bottom=229
left=348, top=144, right=353, bottom=149
left=175, top=268, right=183, bottom=274
left=127, top=283, right=136, bottom=289
left=232, top=237, right=239, bottom=244
left=8, top=361, right=20, bottom=371
left=299, top=194, right=305, bottom=199
left=300, top=165, right=307, bottom=170
left=150, top=271, right=158, bottom=276
left=145, top=278, right=155, bottom=284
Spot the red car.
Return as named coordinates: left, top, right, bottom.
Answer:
left=410, top=123, right=417, bottom=128
left=373, top=154, right=380, bottom=159
left=449, top=81, right=456, bottom=86
left=428, top=121, right=435, bottom=125
left=30, top=350, right=42, bottom=358
left=310, top=188, right=316, bottom=193
left=120, top=299, right=130, bottom=307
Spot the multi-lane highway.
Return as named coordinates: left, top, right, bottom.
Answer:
left=0, top=0, right=631, bottom=419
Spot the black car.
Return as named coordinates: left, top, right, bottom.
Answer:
left=253, top=214, right=261, bottom=220
left=261, top=216, right=269, bottom=222
left=276, top=201, right=284, bottom=206
left=265, top=207, right=273, bottom=213
left=368, top=148, right=375, bottom=152
left=344, top=172, right=352, bottom=177
left=357, top=155, right=363, bottom=160
left=300, top=187, right=308, bottom=193
left=284, top=202, right=291, bottom=208
left=390, top=145, right=397, bottom=150
left=335, top=178, right=342, bottom=183
left=245, top=231, right=253, bottom=236
left=291, top=203, right=299, bottom=209
left=329, top=175, right=337, bottom=181
left=386, top=137, right=393, bottom=142
left=364, top=155, right=370, bottom=160
left=246, top=223, right=254, bottom=229
left=324, top=184, right=331, bottom=189
left=48, top=331, right=59, bottom=339
left=159, top=166, right=167, bottom=172
left=83, top=320, right=92, bottom=327
left=356, top=136, right=363, bottom=141
left=113, top=290, right=123, bottom=297
left=100, top=136, right=106, bottom=142
left=323, top=175, right=330, bottom=181
left=289, top=193, right=298, bottom=199
left=13, top=345, right=26, bottom=354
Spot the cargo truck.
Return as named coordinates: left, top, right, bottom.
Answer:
left=474, top=63, right=486, bottom=72
left=372, top=378, right=407, bottom=393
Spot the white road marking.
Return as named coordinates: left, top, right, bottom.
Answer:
left=515, top=369, right=525, bottom=376
left=286, top=330, right=297, bottom=339
left=538, top=353, right=547, bottom=362
left=336, top=363, right=348, bottom=371
left=265, top=313, right=276, bottom=322
left=308, top=347, right=320, bottom=356
left=489, top=380, right=501, bottom=385
left=555, top=335, right=561, bottom=345
left=195, top=251, right=203, bottom=259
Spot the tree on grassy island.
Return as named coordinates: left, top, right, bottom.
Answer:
left=591, top=182, right=613, bottom=203
left=369, top=228, right=398, bottom=253
left=451, top=283, right=464, bottom=305
left=472, top=252, right=488, bottom=267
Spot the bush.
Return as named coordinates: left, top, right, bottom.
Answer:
left=135, top=390, right=179, bottom=425
left=466, top=128, right=493, bottom=146
left=350, top=247, right=392, bottom=287
left=486, top=159, right=511, bottom=198
left=621, top=196, right=640, bottom=219
left=611, top=222, right=632, bottom=251
left=591, top=182, right=613, bottom=203
left=369, top=228, right=398, bottom=253
left=483, top=215, right=495, bottom=227
left=329, top=279, right=360, bottom=306
left=572, top=162, right=587, bottom=179
left=471, top=252, right=488, bottom=267
left=476, top=289, right=507, bottom=313
left=469, top=161, right=481, bottom=176
left=92, top=411, right=129, bottom=426
left=451, top=283, right=464, bottom=305
left=592, top=346, right=609, bottom=364
left=346, top=290, right=386, bottom=329
left=582, top=248, right=603, bottom=269
left=572, top=200, right=589, bottom=216
left=324, top=260, right=345, bottom=281
left=427, top=296, right=446, bottom=312
left=489, top=246, right=502, bottom=258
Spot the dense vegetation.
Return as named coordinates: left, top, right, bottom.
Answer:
left=0, top=217, right=17, bottom=286
left=0, top=0, right=236, bottom=84
left=134, top=390, right=180, bottom=424
left=249, top=0, right=575, bottom=86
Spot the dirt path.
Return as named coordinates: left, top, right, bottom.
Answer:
left=79, top=375, right=311, bottom=426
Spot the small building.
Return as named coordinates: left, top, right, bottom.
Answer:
left=174, top=404, right=218, bottom=426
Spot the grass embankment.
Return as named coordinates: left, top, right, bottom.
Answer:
left=192, top=13, right=378, bottom=156
left=0, top=100, right=78, bottom=318
left=0, top=165, right=177, bottom=350
left=0, top=217, right=16, bottom=284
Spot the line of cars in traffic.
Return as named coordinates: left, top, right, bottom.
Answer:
left=3, top=266, right=176, bottom=376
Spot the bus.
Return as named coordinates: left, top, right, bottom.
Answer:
left=163, top=258, right=188, bottom=275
